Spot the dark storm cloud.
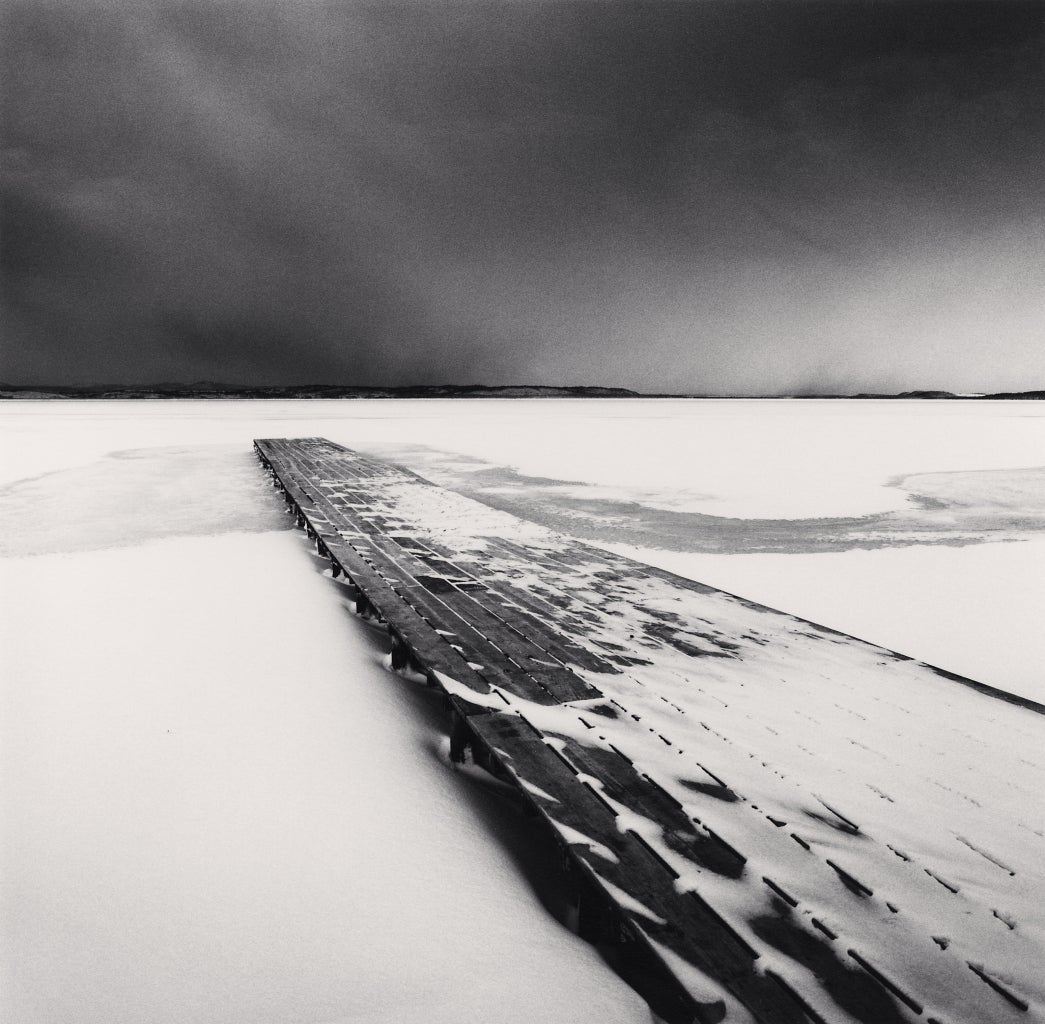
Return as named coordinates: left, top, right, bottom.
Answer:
left=2, top=1, right=1043, bottom=391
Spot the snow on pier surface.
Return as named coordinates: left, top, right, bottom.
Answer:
left=258, top=436, right=1045, bottom=1024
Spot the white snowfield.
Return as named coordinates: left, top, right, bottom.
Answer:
left=4, top=398, right=1045, bottom=700
left=2, top=399, right=1043, bottom=1024
left=335, top=464, right=1045, bottom=1024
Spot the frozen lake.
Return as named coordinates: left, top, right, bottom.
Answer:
left=4, top=398, right=1044, bottom=698
left=2, top=398, right=1044, bottom=1023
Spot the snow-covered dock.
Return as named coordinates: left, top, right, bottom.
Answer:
left=254, top=437, right=1045, bottom=1024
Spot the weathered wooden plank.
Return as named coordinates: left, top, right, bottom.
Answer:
left=548, top=733, right=750, bottom=880
left=346, top=525, right=599, bottom=705
left=468, top=712, right=815, bottom=1024
left=382, top=586, right=559, bottom=705
left=404, top=537, right=622, bottom=674
left=258, top=441, right=494, bottom=696
left=388, top=552, right=616, bottom=673
left=316, top=535, right=557, bottom=705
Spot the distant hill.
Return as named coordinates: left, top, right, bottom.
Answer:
left=850, top=390, right=1045, bottom=400
left=0, top=382, right=642, bottom=400
left=975, top=390, right=1045, bottom=400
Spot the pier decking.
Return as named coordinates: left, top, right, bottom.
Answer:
left=255, top=437, right=1045, bottom=1024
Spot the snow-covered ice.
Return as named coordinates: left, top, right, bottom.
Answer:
left=603, top=538, right=1045, bottom=705
left=1, top=444, right=654, bottom=1024
left=2, top=397, right=1044, bottom=1022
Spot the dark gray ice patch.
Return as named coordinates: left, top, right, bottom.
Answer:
left=0, top=446, right=291, bottom=556
left=360, top=444, right=1045, bottom=555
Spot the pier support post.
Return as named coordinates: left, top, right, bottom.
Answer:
left=391, top=635, right=410, bottom=671
left=449, top=713, right=475, bottom=764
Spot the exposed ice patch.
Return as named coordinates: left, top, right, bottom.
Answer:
left=0, top=445, right=288, bottom=556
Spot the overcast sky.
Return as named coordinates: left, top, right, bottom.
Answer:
left=2, top=1, right=1043, bottom=393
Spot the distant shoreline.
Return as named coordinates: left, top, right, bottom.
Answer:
left=1, top=384, right=1043, bottom=401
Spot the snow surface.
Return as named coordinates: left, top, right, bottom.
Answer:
left=604, top=539, right=1045, bottom=705
left=1, top=454, right=653, bottom=1023
left=3, top=398, right=1043, bottom=1022
left=6, top=398, right=1045, bottom=521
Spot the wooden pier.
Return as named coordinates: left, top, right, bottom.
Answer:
left=255, top=438, right=1045, bottom=1024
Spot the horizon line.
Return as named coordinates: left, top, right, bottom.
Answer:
left=3, top=381, right=1043, bottom=400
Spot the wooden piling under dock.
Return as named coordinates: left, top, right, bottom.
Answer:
left=255, top=437, right=1044, bottom=1024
